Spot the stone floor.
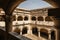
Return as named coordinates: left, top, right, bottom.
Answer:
left=23, top=34, right=47, bottom=40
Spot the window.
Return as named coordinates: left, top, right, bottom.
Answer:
left=45, top=16, right=52, bottom=21
left=38, top=16, right=43, bottom=21
left=17, top=16, right=23, bottom=21
left=24, top=16, right=28, bottom=20
left=31, top=16, right=36, bottom=21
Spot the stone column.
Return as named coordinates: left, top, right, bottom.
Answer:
left=38, top=28, right=41, bottom=40
left=20, top=26, right=23, bottom=35
left=38, top=29, right=40, bottom=37
left=38, top=31, right=40, bottom=37
left=29, top=15, right=31, bottom=23
left=27, top=24, right=32, bottom=34
left=20, top=30, right=22, bottom=35
left=48, top=31, right=51, bottom=40
left=5, top=14, right=12, bottom=32
left=27, top=26, right=32, bottom=34
left=5, top=12, right=13, bottom=40
left=28, top=29, right=32, bottom=34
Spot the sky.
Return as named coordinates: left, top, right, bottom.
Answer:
left=17, top=0, right=53, bottom=10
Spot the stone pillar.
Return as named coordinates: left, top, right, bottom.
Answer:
left=5, top=12, right=13, bottom=40
left=27, top=27, right=32, bottom=34
left=27, top=25, right=32, bottom=34
left=48, top=31, right=51, bottom=40
left=38, top=29, right=40, bottom=37
left=20, top=26, right=23, bottom=35
left=20, top=31, right=22, bottom=35
left=38, top=31, right=40, bottom=37
left=28, top=29, right=32, bottom=34
left=38, top=28, right=41, bottom=40
left=29, top=15, right=31, bottom=23
left=5, top=14, right=12, bottom=32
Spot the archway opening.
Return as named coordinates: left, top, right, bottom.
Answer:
left=40, top=29, right=48, bottom=39
left=38, top=16, right=43, bottom=21
left=31, top=16, right=36, bottom=21
left=24, top=16, right=28, bottom=21
left=45, top=16, right=52, bottom=21
left=22, top=27, right=27, bottom=34
left=17, top=16, right=23, bottom=21
left=32, top=27, right=38, bottom=36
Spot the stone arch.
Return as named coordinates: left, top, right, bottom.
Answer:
left=40, top=28, right=48, bottom=39
left=38, top=16, right=43, bottom=21
left=32, top=27, right=38, bottom=36
left=24, top=16, right=28, bottom=21
left=3, top=0, right=25, bottom=14
left=31, top=16, right=36, bottom=21
left=22, top=27, right=28, bottom=34
left=17, top=16, right=23, bottom=21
